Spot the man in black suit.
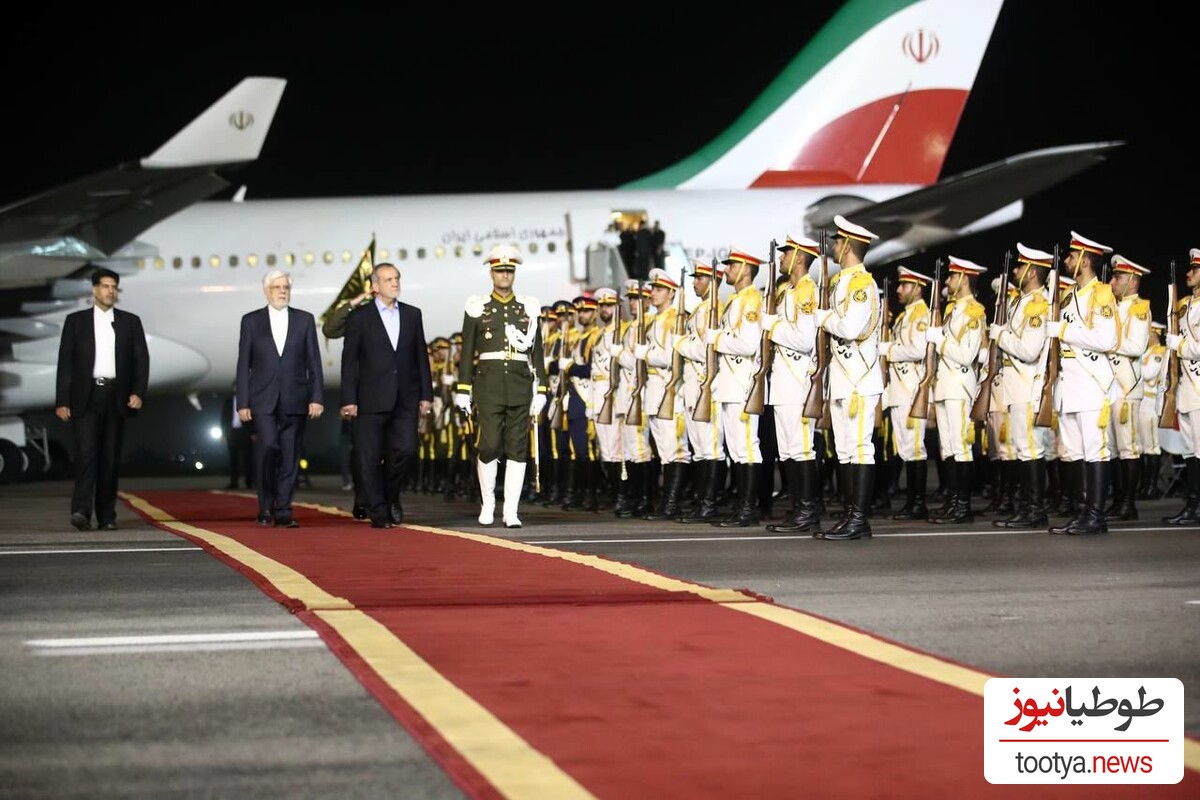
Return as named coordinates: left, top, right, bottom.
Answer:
left=235, top=269, right=325, bottom=528
left=340, top=263, right=433, bottom=528
left=220, top=387, right=255, bottom=490
left=55, top=267, right=149, bottom=531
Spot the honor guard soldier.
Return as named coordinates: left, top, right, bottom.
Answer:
left=709, top=247, right=765, bottom=527
left=544, top=299, right=576, bottom=506
left=677, top=259, right=728, bottom=524
left=758, top=234, right=822, bottom=532
left=1047, top=231, right=1119, bottom=535
left=1105, top=254, right=1152, bottom=521
left=560, top=295, right=600, bottom=511
left=589, top=288, right=625, bottom=509
left=880, top=266, right=934, bottom=521
left=989, top=243, right=1052, bottom=528
left=453, top=244, right=548, bottom=528
left=634, top=268, right=691, bottom=519
left=532, top=304, right=559, bottom=502
left=1139, top=321, right=1168, bottom=497
left=614, top=280, right=655, bottom=516
left=1162, top=248, right=1200, bottom=526
left=925, top=256, right=986, bottom=524
left=981, top=276, right=1022, bottom=518
left=813, top=214, right=883, bottom=540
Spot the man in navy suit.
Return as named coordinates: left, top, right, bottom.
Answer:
left=340, top=263, right=433, bottom=528
left=55, top=267, right=150, bottom=531
left=235, top=269, right=325, bottom=527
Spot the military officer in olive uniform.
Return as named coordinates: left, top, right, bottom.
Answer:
left=454, top=245, right=548, bottom=528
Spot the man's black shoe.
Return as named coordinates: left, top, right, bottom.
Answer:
left=370, top=519, right=394, bottom=529
left=98, top=521, right=118, bottom=531
left=70, top=512, right=91, bottom=531
left=256, top=513, right=273, bottom=526
left=389, top=502, right=404, bottom=525
left=274, top=518, right=300, bottom=529
left=352, top=505, right=368, bottom=520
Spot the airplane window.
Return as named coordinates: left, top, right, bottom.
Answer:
left=547, top=242, right=557, bottom=253
left=210, top=255, right=220, bottom=269
left=472, top=244, right=483, bottom=257
left=229, top=255, right=239, bottom=267
left=341, top=250, right=352, bottom=263
left=454, top=245, right=464, bottom=258
left=398, top=248, right=408, bottom=261
left=379, top=249, right=389, bottom=260
left=154, top=257, right=164, bottom=270
left=172, top=257, right=183, bottom=269
left=304, top=252, right=315, bottom=265
left=266, top=253, right=277, bottom=266
left=192, top=256, right=202, bottom=268
left=247, top=254, right=258, bottom=268
left=417, top=248, right=427, bottom=259
left=136, top=258, right=145, bottom=271
left=434, top=246, right=445, bottom=259
left=322, top=251, right=333, bottom=265
left=529, top=243, right=539, bottom=254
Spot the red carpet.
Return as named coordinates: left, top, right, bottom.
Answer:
left=123, top=490, right=1198, bottom=799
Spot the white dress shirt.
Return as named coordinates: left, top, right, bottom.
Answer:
left=92, top=306, right=117, bottom=379
left=268, top=305, right=289, bottom=356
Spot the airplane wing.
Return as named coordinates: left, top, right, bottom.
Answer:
left=0, top=77, right=286, bottom=290
left=803, top=141, right=1124, bottom=257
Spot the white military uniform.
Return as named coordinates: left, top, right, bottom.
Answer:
left=676, top=267, right=725, bottom=462
left=820, top=261, right=882, bottom=464
left=765, top=271, right=818, bottom=461
left=996, top=286, right=1050, bottom=461
left=1171, top=291, right=1200, bottom=458
left=985, top=285, right=1019, bottom=464
left=1055, top=247, right=1120, bottom=463
left=931, top=259, right=986, bottom=462
left=1107, top=256, right=1152, bottom=460
left=712, top=266, right=764, bottom=465
left=1139, top=335, right=1168, bottom=456
left=589, top=295, right=625, bottom=463
left=882, top=275, right=931, bottom=461
left=615, top=287, right=654, bottom=464
left=642, top=270, right=690, bottom=464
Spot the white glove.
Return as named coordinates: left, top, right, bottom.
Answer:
left=878, top=341, right=892, bottom=360
left=633, top=343, right=650, bottom=359
left=814, top=309, right=833, bottom=327
left=585, top=404, right=595, bottom=421
left=529, top=394, right=547, bottom=417
left=760, top=312, right=779, bottom=329
left=453, top=392, right=471, bottom=413
left=1166, top=333, right=1183, bottom=350
left=441, top=373, right=456, bottom=386
left=925, top=327, right=945, bottom=346
left=988, top=323, right=1003, bottom=341
left=1045, top=325, right=1060, bottom=339
left=558, top=357, right=573, bottom=371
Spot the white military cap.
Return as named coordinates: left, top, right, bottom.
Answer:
left=1068, top=231, right=1112, bottom=256
left=648, top=268, right=679, bottom=290
left=484, top=244, right=522, bottom=269
left=689, top=258, right=724, bottom=279
left=593, top=287, right=619, bottom=305
left=1189, top=248, right=1200, bottom=267
left=623, top=278, right=642, bottom=296
left=1110, top=254, right=1150, bottom=276
left=897, top=266, right=933, bottom=285
left=779, top=233, right=821, bottom=257
left=1016, top=242, right=1054, bottom=267
left=947, top=256, right=986, bottom=276
left=832, top=214, right=879, bottom=243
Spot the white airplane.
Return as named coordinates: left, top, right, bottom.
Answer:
left=0, top=0, right=1120, bottom=480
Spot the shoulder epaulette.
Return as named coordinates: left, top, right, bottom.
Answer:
left=848, top=271, right=875, bottom=293
left=464, top=295, right=485, bottom=318
left=1177, top=297, right=1191, bottom=313
left=1131, top=297, right=1151, bottom=320
left=1091, top=283, right=1116, bottom=306
left=965, top=298, right=987, bottom=320
left=1025, top=296, right=1049, bottom=318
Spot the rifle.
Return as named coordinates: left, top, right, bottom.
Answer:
left=656, top=266, right=688, bottom=419
left=625, top=288, right=647, bottom=426
left=1034, top=246, right=1063, bottom=428
left=1159, top=259, right=1180, bottom=429
left=745, top=239, right=778, bottom=415
left=694, top=256, right=722, bottom=422
left=876, top=276, right=891, bottom=428
left=909, top=258, right=944, bottom=420
left=971, top=250, right=1012, bottom=422
left=597, top=297, right=622, bottom=424
left=803, top=230, right=831, bottom=426
left=548, top=315, right=569, bottom=430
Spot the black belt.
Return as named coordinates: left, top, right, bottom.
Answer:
left=93, top=377, right=115, bottom=386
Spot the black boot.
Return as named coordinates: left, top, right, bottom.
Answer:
left=1064, top=460, right=1109, bottom=535
left=820, top=463, right=873, bottom=540
left=766, top=459, right=802, bottom=530
left=680, top=461, right=722, bottom=523
left=582, top=459, right=600, bottom=512
left=1106, top=458, right=1139, bottom=521
left=981, top=460, right=1011, bottom=515
left=892, top=460, right=929, bottom=520
left=932, top=458, right=956, bottom=517
left=718, top=464, right=760, bottom=527
left=612, top=462, right=636, bottom=519
left=1000, top=459, right=1048, bottom=528
left=768, top=460, right=821, bottom=533
left=559, top=457, right=580, bottom=510
left=931, top=460, right=973, bottom=524
left=645, top=463, right=686, bottom=520
left=1163, top=457, right=1200, bottom=525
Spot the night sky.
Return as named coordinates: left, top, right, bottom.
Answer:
left=3, top=4, right=1193, bottom=303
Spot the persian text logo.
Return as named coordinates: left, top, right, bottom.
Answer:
left=983, top=677, right=1184, bottom=784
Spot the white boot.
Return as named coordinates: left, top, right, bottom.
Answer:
left=503, top=460, right=527, bottom=528
left=477, top=459, right=498, bottom=525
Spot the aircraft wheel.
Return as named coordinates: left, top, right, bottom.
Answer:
left=0, top=439, right=23, bottom=484
left=21, top=444, right=48, bottom=480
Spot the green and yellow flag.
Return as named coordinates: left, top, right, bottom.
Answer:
left=319, top=234, right=376, bottom=335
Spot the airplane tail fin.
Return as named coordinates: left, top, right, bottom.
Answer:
left=623, top=0, right=1004, bottom=191
left=142, top=77, right=287, bottom=168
